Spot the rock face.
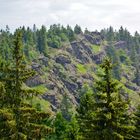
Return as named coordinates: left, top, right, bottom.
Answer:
left=92, top=51, right=105, bottom=64
left=26, top=32, right=139, bottom=110
left=62, top=79, right=78, bottom=94
left=70, top=41, right=91, bottom=63
left=46, top=82, right=55, bottom=90
left=125, top=84, right=140, bottom=92
left=84, top=34, right=101, bottom=45
left=69, top=39, right=105, bottom=65
left=39, top=56, right=48, bottom=66
left=26, top=32, right=106, bottom=109
left=26, top=75, right=45, bottom=87
left=55, top=55, right=71, bottom=66
left=42, top=94, right=58, bottom=108
left=32, top=63, right=42, bottom=72
left=114, top=41, right=127, bottom=49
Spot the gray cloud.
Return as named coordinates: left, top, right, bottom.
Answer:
left=0, top=0, right=140, bottom=33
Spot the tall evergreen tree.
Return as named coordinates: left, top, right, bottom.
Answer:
left=77, top=92, right=95, bottom=139
left=37, top=25, right=48, bottom=55
left=134, top=65, right=140, bottom=86
left=0, top=30, right=52, bottom=139
left=134, top=105, right=140, bottom=139
left=66, top=25, right=75, bottom=42
left=106, top=44, right=121, bottom=80
left=77, top=58, right=134, bottom=140
left=65, top=116, right=79, bottom=140
left=134, top=31, right=140, bottom=53
left=106, top=26, right=115, bottom=41
left=74, top=24, right=82, bottom=34
left=0, top=28, right=12, bottom=60
left=60, top=93, right=72, bottom=121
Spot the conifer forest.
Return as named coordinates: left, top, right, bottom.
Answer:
left=1, top=0, right=140, bottom=140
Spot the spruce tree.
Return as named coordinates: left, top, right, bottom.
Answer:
left=36, top=25, right=48, bottom=55
left=106, top=26, right=115, bottom=41
left=74, top=24, right=82, bottom=34
left=60, top=93, right=72, bottom=121
left=106, top=44, right=121, bottom=80
left=0, top=30, right=52, bottom=139
left=65, top=116, right=79, bottom=140
left=77, top=58, right=134, bottom=140
left=134, top=66, right=140, bottom=86
left=134, top=105, right=140, bottom=139
left=48, top=112, right=67, bottom=140
left=93, top=58, right=134, bottom=140
left=77, top=84, right=95, bottom=139
left=0, top=69, right=17, bottom=139
left=77, top=92, right=95, bottom=140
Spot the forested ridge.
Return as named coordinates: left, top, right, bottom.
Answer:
left=0, top=24, right=140, bottom=139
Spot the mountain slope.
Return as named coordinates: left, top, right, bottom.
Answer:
left=0, top=25, right=140, bottom=111
left=25, top=30, right=140, bottom=111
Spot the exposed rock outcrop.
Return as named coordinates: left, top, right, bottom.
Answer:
left=70, top=41, right=90, bottom=63
left=55, top=55, right=71, bottom=66
left=114, top=41, right=127, bottom=49
left=62, top=79, right=78, bottom=94
left=26, top=32, right=140, bottom=111
left=92, top=51, right=105, bottom=64
left=26, top=75, right=45, bottom=87
left=39, top=56, right=48, bottom=66
left=125, top=84, right=140, bottom=92
left=84, top=34, right=102, bottom=45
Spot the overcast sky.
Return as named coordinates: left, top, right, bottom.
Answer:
left=0, top=0, right=140, bottom=33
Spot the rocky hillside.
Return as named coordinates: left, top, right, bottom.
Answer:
left=1, top=25, right=140, bottom=111
left=26, top=30, right=140, bottom=111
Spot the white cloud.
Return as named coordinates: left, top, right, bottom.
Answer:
left=0, top=0, right=140, bottom=33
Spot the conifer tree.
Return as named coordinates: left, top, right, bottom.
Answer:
left=74, top=24, right=82, bottom=34
left=77, top=92, right=95, bottom=139
left=65, top=116, right=79, bottom=140
left=92, top=58, right=134, bottom=140
left=77, top=58, right=134, bottom=140
left=66, top=25, right=75, bottom=41
left=0, top=30, right=52, bottom=139
left=134, top=105, right=140, bottom=139
left=106, top=44, right=121, bottom=80
left=47, top=112, right=67, bottom=140
left=0, top=72, right=17, bottom=139
left=37, top=25, right=48, bottom=55
left=106, top=26, right=115, bottom=41
left=60, top=93, right=72, bottom=121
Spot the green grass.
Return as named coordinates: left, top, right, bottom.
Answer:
left=121, top=77, right=127, bottom=84
left=32, top=84, right=48, bottom=93
left=29, top=49, right=39, bottom=60
left=91, top=72, right=98, bottom=80
left=23, top=84, right=52, bottom=112
left=76, top=64, right=87, bottom=74
left=91, top=45, right=101, bottom=54
left=22, top=84, right=48, bottom=94
left=30, top=96, right=51, bottom=112
left=121, top=64, right=135, bottom=79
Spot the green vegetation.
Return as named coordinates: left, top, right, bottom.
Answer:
left=32, top=84, right=48, bottom=93
left=91, top=44, right=101, bottom=54
left=31, top=96, right=50, bottom=112
left=77, top=58, right=134, bottom=139
left=0, top=30, right=52, bottom=139
left=76, top=63, right=87, bottom=74
left=134, top=105, right=140, bottom=139
left=0, top=24, right=140, bottom=139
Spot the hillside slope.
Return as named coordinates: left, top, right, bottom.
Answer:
left=0, top=25, right=140, bottom=111
left=25, top=30, right=140, bottom=111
